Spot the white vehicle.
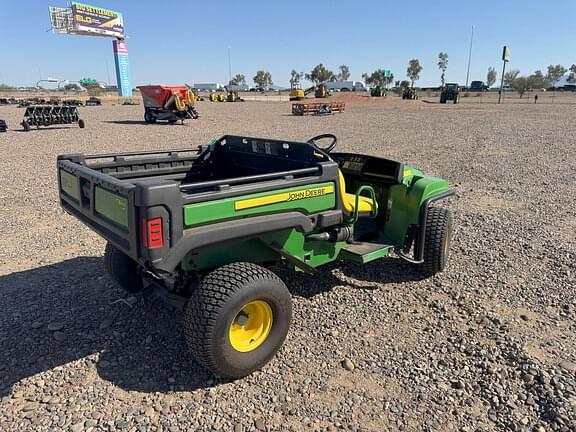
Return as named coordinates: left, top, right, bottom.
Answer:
left=325, top=81, right=367, bottom=92
left=193, top=83, right=225, bottom=92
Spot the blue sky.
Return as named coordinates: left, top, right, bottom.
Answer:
left=1, top=0, right=575, bottom=88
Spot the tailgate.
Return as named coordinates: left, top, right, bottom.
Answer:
left=58, top=158, right=138, bottom=259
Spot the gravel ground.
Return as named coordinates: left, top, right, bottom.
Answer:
left=0, top=100, right=574, bottom=432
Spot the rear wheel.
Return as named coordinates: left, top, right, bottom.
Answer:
left=104, top=242, right=143, bottom=292
left=183, top=262, right=292, bottom=378
left=420, top=207, right=453, bottom=275
left=22, top=120, right=30, bottom=132
left=78, top=119, right=85, bottom=128
left=144, top=109, right=156, bottom=124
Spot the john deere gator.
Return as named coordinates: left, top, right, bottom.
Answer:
left=57, top=134, right=454, bottom=378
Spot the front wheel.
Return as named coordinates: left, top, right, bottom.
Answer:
left=420, top=207, right=453, bottom=275
left=184, top=262, right=292, bottom=378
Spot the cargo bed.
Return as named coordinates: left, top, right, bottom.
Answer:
left=58, top=135, right=339, bottom=272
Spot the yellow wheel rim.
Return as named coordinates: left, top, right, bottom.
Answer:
left=229, top=300, right=273, bottom=353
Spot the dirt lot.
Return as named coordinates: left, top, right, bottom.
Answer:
left=0, top=100, right=574, bottom=432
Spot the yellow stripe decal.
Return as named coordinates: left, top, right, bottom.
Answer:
left=235, top=185, right=334, bottom=210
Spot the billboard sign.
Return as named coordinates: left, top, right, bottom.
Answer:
left=113, top=39, right=132, bottom=96
left=71, top=2, right=124, bottom=38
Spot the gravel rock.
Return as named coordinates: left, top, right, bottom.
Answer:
left=0, top=100, right=575, bottom=431
left=558, top=361, right=576, bottom=372
left=47, top=322, right=64, bottom=331
left=53, top=331, right=67, bottom=341
left=342, top=359, right=355, bottom=371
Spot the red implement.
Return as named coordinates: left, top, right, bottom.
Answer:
left=137, top=85, right=191, bottom=108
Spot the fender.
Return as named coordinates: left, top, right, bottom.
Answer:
left=384, top=173, right=452, bottom=248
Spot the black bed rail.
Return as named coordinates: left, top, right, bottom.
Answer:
left=58, top=146, right=206, bottom=167
left=179, top=167, right=321, bottom=192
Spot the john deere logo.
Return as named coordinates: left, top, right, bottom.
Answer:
left=234, top=185, right=334, bottom=210
left=287, top=187, right=330, bottom=201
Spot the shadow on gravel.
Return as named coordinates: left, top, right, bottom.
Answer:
left=278, top=258, right=428, bottom=298
left=14, top=126, right=80, bottom=132
left=0, top=255, right=425, bottom=396
left=0, top=257, right=217, bottom=397
left=103, top=120, right=187, bottom=126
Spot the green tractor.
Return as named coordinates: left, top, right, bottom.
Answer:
left=440, top=83, right=460, bottom=104
left=314, top=83, right=331, bottom=98
left=57, top=134, right=454, bottom=378
left=370, top=86, right=387, bottom=97
left=402, top=87, right=418, bottom=100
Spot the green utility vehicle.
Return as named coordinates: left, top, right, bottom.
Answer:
left=402, top=87, right=419, bottom=100
left=57, top=134, right=454, bottom=378
left=440, top=83, right=460, bottom=104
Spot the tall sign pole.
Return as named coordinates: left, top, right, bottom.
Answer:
left=498, top=46, right=510, bottom=104
left=113, top=39, right=132, bottom=96
left=465, top=25, right=475, bottom=89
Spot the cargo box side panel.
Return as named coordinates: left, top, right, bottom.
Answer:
left=94, top=187, right=129, bottom=229
left=183, top=182, right=336, bottom=227
left=58, top=160, right=138, bottom=258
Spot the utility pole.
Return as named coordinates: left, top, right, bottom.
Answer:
left=105, top=61, right=111, bottom=87
left=498, top=46, right=510, bottom=104
left=227, top=47, right=232, bottom=85
left=465, top=25, right=475, bottom=89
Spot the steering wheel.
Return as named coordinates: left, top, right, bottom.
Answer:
left=307, top=133, right=337, bottom=153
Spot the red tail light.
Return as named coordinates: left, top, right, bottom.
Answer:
left=142, top=217, right=164, bottom=248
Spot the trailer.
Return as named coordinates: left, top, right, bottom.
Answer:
left=137, top=85, right=199, bottom=124
left=292, top=102, right=346, bottom=116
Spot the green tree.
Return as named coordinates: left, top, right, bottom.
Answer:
left=527, top=70, right=549, bottom=89
left=546, top=64, right=567, bottom=88
left=337, top=65, right=351, bottom=81
left=407, top=59, right=423, bottom=88
left=362, top=69, right=394, bottom=88
left=229, top=74, right=246, bottom=86
left=569, top=64, right=576, bottom=83
left=486, top=67, right=497, bottom=88
left=253, top=71, right=273, bottom=89
left=437, top=52, right=448, bottom=87
left=510, top=76, right=530, bottom=98
left=0, top=83, right=15, bottom=90
left=505, top=71, right=548, bottom=97
left=503, top=70, right=520, bottom=86
left=305, top=64, right=336, bottom=84
left=290, top=70, right=303, bottom=88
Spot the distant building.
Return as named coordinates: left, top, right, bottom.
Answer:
left=226, top=84, right=249, bottom=92
left=194, top=83, right=224, bottom=91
